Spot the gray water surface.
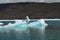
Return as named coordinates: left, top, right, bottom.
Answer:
left=0, top=21, right=60, bottom=40
left=0, top=26, right=60, bottom=40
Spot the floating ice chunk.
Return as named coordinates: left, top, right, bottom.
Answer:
left=0, top=23, right=3, bottom=25
left=38, top=19, right=48, bottom=26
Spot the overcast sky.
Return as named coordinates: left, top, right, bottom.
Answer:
left=0, top=0, right=60, bottom=3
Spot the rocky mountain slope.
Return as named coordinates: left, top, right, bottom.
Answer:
left=0, top=3, right=60, bottom=19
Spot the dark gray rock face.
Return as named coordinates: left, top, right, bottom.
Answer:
left=0, top=3, right=60, bottom=19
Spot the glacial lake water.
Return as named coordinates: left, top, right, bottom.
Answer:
left=0, top=21, right=59, bottom=40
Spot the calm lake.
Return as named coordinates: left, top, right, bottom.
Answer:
left=0, top=21, right=59, bottom=40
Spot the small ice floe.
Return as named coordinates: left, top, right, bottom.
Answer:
left=0, top=16, right=48, bottom=31
left=38, top=19, right=48, bottom=26
left=0, top=23, right=3, bottom=26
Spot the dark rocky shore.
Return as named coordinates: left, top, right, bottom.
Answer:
left=0, top=3, right=60, bottom=19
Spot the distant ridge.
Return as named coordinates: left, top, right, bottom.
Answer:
left=0, top=3, right=60, bottom=19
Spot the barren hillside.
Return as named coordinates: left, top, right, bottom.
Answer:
left=0, top=3, right=60, bottom=19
